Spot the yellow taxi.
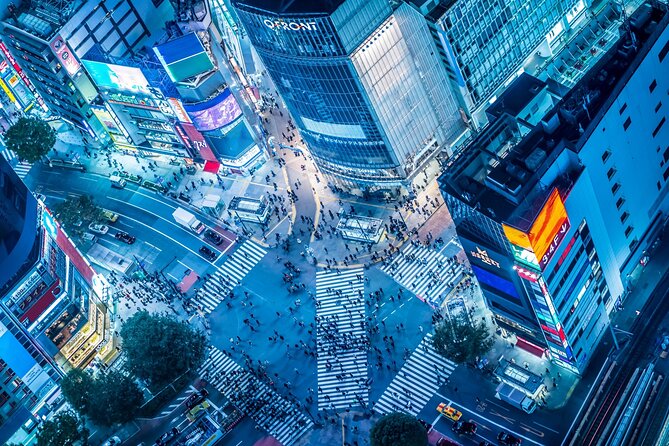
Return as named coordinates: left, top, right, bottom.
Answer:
left=436, top=402, right=462, bottom=421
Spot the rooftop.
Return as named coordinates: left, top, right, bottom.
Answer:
left=232, top=0, right=345, bottom=15
left=439, top=3, right=668, bottom=229
left=4, top=0, right=84, bottom=40
left=486, top=73, right=548, bottom=120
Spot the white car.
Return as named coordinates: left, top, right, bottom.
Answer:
left=102, top=436, right=122, bottom=446
left=88, top=223, right=109, bottom=235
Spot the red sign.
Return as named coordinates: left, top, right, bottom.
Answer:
left=181, top=122, right=217, bottom=162
left=0, top=41, right=48, bottom=111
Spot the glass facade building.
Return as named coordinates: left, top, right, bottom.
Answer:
left=232, top=0, right=466, bottom=191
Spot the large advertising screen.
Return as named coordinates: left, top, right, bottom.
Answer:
left=183, top=89, right=242, bottom=132
left=503, top=188, right=570, bottom=269
left=82, top=60, right=151, bottom=95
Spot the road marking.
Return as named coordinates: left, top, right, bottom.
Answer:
left=177, top=259, right=194, bottom=271
left=533, top=421, right=560, bottom=434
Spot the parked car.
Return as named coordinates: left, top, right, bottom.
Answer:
left=436, top=437, right=461, bottom=446
left=115, top=231, right=136, bottom=244
left=88, top=223, right=109, bottom=235
left=102, top=436, right=122, bottom=446
left=204, top=229, right=223, bottom=245
left=81, top=232, right=97, bottom=242
left=417, top=418, right=432, bottom=432
left=199, top=245, right=217, bottom=261
left=497, top=431, right=522, bottom=445
left=452, top=420, right=477, bottom=435
left=155, top=427, right=179, bottom=445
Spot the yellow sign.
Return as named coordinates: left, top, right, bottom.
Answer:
left=0, top=77, right=16, bottom=103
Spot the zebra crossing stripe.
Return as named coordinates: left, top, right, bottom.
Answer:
left=199, top=347, right=313, bottom=446
left=381, top=243, right=465, bottom=305
left=316, top=267, right=369, bottom=411
left=193, top=240, right=267, bottom=314
left=374, top=333, right=457, bottom=416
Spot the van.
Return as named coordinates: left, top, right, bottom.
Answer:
left=101, top=209, right=119, bottom=223
left=82, top=232, right=97, bottom=242
left=110, top=175, right=127, bottom=189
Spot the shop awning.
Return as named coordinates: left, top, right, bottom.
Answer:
left=203, top=161, right=220, bottom=174
left=515, top=337, right=546, bottom=358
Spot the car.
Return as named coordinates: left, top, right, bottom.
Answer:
left=437, top=402, right=462, bottom=421
left=452, top=420, right=477, bottom=435
left=115, top=231, right=136, bottom=244
left=88, top=223, right=109, bottom=235
left=156, top=427, right=179, bottom=445
left=199, top=245, right=217, bottom=261
left=204, top=229, right=223, bottom=245
left=497, top=431, right=522, bottom=445
left=102, top=436, right=122, bottom=446
left=417, top=418, right=432, bottom=432
left=479, top=442, right=493, bottom=446
left=82, top=232, right=97, bottom=242
left=185, top=388, right=209, bottom=410
left=436, top=437, right=461, bottom=446
left=101, top=209, right=119, bottom=223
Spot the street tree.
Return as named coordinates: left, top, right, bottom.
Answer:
left=88, top=370, right=144, bottom=426
left=36, top=410, right=88, bottom=446
left=61, top=369, right=94, bottom=414
left=370, top=412, right=428, bottom=446
left=52, top=195, right=103, bottom=233
left=432, top=315, right=494, bottom=365
left=4, top=116, right=56, bottom=163
left=120, top=311, right=207, bottom=390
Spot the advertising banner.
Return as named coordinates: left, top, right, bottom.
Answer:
left=49, top=34, right=81, bottom=77
left=183, top=88, right=242, bottom=132
left=82, top=60, right=151, bottom=95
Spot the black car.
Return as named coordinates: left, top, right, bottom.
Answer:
left=417, top=418, right=432, bottom=432
left=185, top=388, right=209, bottom=410
left=155, top=427, right=179, bottom=445
left=199, top=245, right=217, bottom=261
left=497, top=431, right=522, bottom=445
left=452, top=420, right=477, bottom=435
left=114, top=231, right=136, bottom=244
left=204, top=229, right=223, bottom=245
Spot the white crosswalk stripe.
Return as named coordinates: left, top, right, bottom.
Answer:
left=193, top=240, right=266, bottom=314
left=315, top=267, right=369, bottom=411
left=199, top=347, right=313, bottom=446
left=381, top=242, right=466, bottom=306
left=1, top=148, right=32, bottom=179
left=374, top=333, right=457, bottom=416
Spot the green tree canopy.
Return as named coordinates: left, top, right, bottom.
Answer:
left=432, top=315, right=494, bottom=364
left=52, top=195, right=103, bottom=234
left=120, top=311, right=207, bottom=390
left=370, top=413, right=428, bottom=446
left=61, top=369, right=94, bottom=414
left=36, top=410, right=87, bottom=446
left=61, top=369, right=143, bottom=427
left=5, top=116, right=56, bottom=163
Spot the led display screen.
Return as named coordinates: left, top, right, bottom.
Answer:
left=82, top=60, right=151, bottom=95
left=183, top=89, right=242, bottom=132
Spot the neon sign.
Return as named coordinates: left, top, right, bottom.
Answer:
left=263, top=19, right=317, bottom=31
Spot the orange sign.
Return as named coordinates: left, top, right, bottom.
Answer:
left=503, top=188, right=570, bottom=269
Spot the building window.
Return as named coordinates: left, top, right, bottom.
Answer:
left=619, top=103, right=627, bottom=114
left=658, top=181, right=662, bottom=191
left=620, top=212, right=630, bottom=223
left=606, top=167, right=616, bottom=180
left=657, top=102, right=663, bottom=113
left=660, top=39, right=669, bottom=62
left=625, top=226, right=634, bottom=237
left=653, top=117, right=666, bottom=138
left=664, top=165, right=669, bottom=181
left=623, top=117, right=632, bottom=131
left=611, top=182, right=621, bottom=194
left=602, top=150, right=612, bottom=163
left=649, top=79, right=657, bottom=93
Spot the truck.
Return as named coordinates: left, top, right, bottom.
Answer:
left=495, top=382, right=537, bottom=414
left=173, top=207, right=205, bottom=234
left=109, top=175, right=126, bottom=189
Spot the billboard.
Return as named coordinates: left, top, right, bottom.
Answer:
left=82, top=60, right=151, bottom=95
left=50, top=34, right=81, bottom=77
left=153, top=33, right=214, bottom=83
left=503, top=188, right=570, bottom=269
left=183, top=89, right=242, bottom=132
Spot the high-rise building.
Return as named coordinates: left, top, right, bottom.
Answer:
left=231, top=0, right=466, bottom=193
left=438, top=3, right=669, bottom=373
left=0, top=0, right=173, bottom=136
left=413, top=0, right=589, bottom=124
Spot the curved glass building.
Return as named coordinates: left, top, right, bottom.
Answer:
left=232, top=0, right=466, bottom=192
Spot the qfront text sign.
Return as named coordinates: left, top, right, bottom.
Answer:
left=264, top=19, right=317, bottom=31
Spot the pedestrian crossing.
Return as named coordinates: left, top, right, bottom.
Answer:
left=199, top=346, right=313, bottom=446
left=374, top=333, right=457, bottom=416
left=1, top=148, right=31, bottom=179
left=315, top=267, right=369, bottom=411
left=381, top=242, right=466, bottom=306
left=193, top=240, right=267, bottom=314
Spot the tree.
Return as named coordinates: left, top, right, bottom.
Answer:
left=432, top=315, right=494, bottom=365
left=61, top=369, right=94, bottom=414
left=52, top=195, right=103, bottom=233
left=88, top=370, right=144, bottom=426
left=370, top=413, right=428, bottom=446
left=4, top=116, right=56, bottom=163
left=121, top=311, right=207, bottom=390
left=36, top=410, right=87, bottom=446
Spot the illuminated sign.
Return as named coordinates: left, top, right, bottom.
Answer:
left=0, top=41, right=47, bottom=111
left=503, top=188, right=570, bottom=269
left=263, top=19, right=317, bottom=31
left=82, top=60, right=151, bottom=95
left=50, top=34, right=81, bottom=76
left=470, top=247, right=500, bottom=268
left=42, top=210, right=58, bottom=240
left=0, top=77, right=15, bottom=103
left=168, top=97, right=192, bottom=123
left=183, top=89, right=242, bottom=132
